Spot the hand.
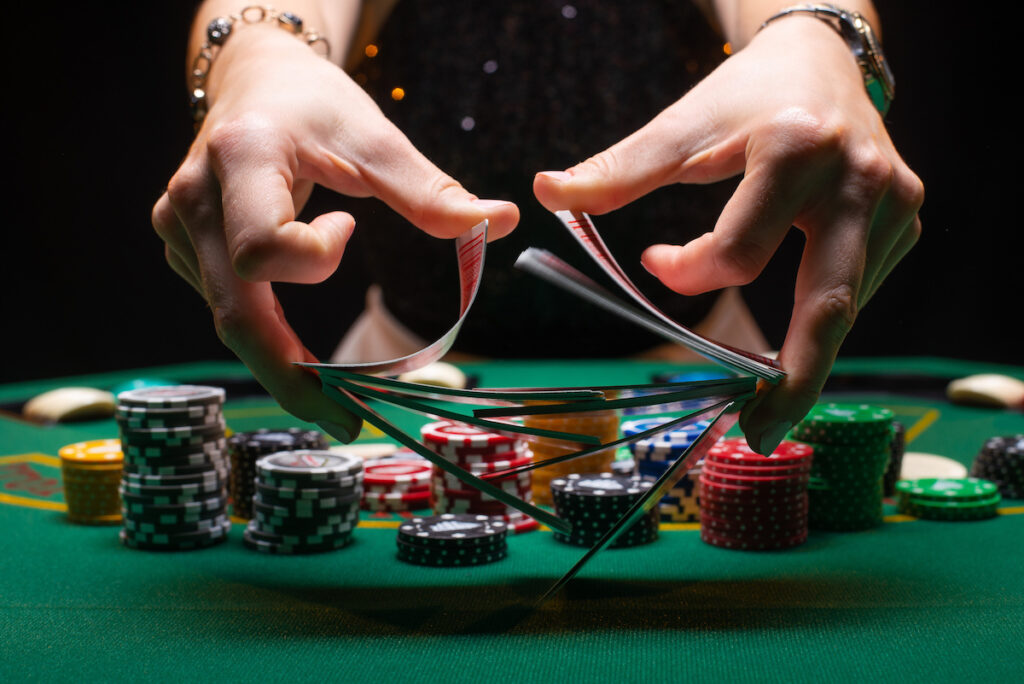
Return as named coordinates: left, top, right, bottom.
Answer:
left=533, top=17, right=923, bottom=454
left=152, top=25, right=519, bottom=440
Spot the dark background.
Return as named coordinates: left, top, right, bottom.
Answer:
left=3, top=2, right=1010, bottom=385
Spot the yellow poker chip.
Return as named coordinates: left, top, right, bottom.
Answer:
left=59, top=439, right=124, bottom=465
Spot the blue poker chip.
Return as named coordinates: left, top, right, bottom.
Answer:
left=621, top=417, right=711, bottom=440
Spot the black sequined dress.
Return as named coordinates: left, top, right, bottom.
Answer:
left=351, top=0, right=735, bottom=357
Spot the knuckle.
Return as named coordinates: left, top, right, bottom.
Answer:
left=761, top=107, right=843, bottom=165
left=230, top=232, right=277, bottom=282
left=712, top=237, right=770, bottom=285
left=896, top=169, right=926, bottom=213
left=166, top=163, right=208, bottom=213
left=210, top=305, right=250, bottom=351
left=815, top=283, right=859, bottom=344
left=204, top=114, right=273, bottom=165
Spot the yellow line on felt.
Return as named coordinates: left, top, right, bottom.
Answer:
left=903, top=408, right=941, bottom=444
left=0, top=492, right=67, bottom=512
left=999, top=506, right=1024, bottom=515
left=0, top=453, right=61, bottom=468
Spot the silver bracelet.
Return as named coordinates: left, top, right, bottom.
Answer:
left=189, top=5, right=331, bottom=128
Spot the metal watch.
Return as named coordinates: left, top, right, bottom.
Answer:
left=760, top=4, right=895, bottom=115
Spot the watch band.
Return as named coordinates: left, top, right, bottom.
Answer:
left=759, top=4, right=895, bottom=115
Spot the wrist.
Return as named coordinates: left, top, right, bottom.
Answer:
left=188, top=6, right=332, bottom=129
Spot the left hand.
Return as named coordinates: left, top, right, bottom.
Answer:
left=533, top=16, right=923, bottom=454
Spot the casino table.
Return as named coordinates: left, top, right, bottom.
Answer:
left=3, top=357, right=1023, bottom=682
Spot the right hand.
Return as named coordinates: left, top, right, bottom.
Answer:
left=151, top=25, right=519, bottom=441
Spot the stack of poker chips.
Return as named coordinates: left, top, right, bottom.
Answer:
left=244, top=450, right=362, bottom=554
left=882, top=421, right=906, bottom=497
left=420, top=420, right=539, bottom=533
left=896, top=477, right=1001, bottom=521
left=396, top=513, right=508, bottom=566
left=59, top=439, right=124, bottom=525
left=699, top=437, right=813, bottom=550
left=522, top=410, right=619, bottom=506
left=115, top=385, right=231, bottom=551
left=361, top=459, right=432, bottom=512
left=227, top=428, right=328, bottom=519
left=791, top=403, right=894, bottom=532
left=970, top=435, right=1024, bottom=499
left=622, top=417, right=711, bottom=523
left=549, top=472, right=660, bottom=548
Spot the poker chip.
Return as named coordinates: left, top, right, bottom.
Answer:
left=115, top=385, right=230, bottom=550
left=621, top=417, right=711, bottom=523
left=970, top=435, right=1024, bottom=500
left=522, top=410, right=619, bottom=506
left=882, top=421, right=906, bottom=497
left=242, top=451, right=362, bottom=555
left=256, top=450, right=363, bottom=484
left=896, top=477, right=1002, bottom=521
left=59, top=439, right=124, bottom=525
left=550, top=473, right=660, bottom=548
left=396, top=514, right=508, bottom=566
left=117, top=385, right=225, bottom=410
left=790, top=403, right=893, bottom=532
left=420, top=420, right=537, bottom=528
left=227, top=428, right=328, bottom=519
left=699, top=437, right=812, bottom=550
left=358, top=459, right=433, bottom=513
left=790, top=403, right=894, bottom=445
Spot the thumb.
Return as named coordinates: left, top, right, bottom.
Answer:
left=533, top=105, right=744, bottom=215
left=319, top=126, right=519, bottom=242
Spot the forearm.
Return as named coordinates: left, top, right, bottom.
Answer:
left=710, top=0, right=880, bottom=49
left=188, top=0, right=360, bottom=71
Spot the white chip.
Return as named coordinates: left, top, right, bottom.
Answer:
left=946, top=374, right=1024, bottom=408
left=398, top=361, right=467, bottom=389
left=23, top=387, right=116, bottom=422
left=329, top=442, right=400, bottom=461
left=899, top=452, right=968, bottom=480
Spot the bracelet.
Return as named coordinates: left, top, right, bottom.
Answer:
left=189, top=5, right=331, bottom=128
left=757, top=4, right=894, bottom=114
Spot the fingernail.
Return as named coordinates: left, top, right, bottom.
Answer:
left=640, top=250, right=654, bottom=275
left=758, top=421, right=793, bottom=456
left=471, top=198, right=514, bottom=209
left=317, top=419, right=357, bottom=444
left=537, top=170, right=572, bottom=182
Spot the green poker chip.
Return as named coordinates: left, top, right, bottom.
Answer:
left=895, top=477, right=998, bottom=502
left=792, top=403, right=893, bottom=445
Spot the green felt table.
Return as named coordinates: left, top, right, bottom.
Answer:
left=2, top=358, right=1024, bottom=683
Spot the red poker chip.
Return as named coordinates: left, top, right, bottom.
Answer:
left=700, top=497, right=808, bottom=517
left=700, top=526, right=808, bottom=550
left=700, top=510, right=807, bottom=533
left=363, top=488, right=432, bottom=502
left=700, top=469, right=810, bottom=487
left=420, top=421, right=517, bottom=449
left=363, top=460, right=432, bottom=486
left=466, top=453, right=533, bottom=473
left=700, top=475, right=802, bottom=491
left=702, top=458, right=811, bottom=476
left=708, top=437, right=813, bottom=466
left=699, top=485, right=808, bottom=502
left=363, top=482, right=430, bottom=495
left=433, top=469, right=530, bottom=491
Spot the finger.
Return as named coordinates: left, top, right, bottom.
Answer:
left=164, top=246, right=204, bottom=296
left=167, top=156, right=362, bottom=439
left=638, top=158, right=812, bottom=295
left=318, top=125, right=520, bottom=242
left=153, top=192, right=202, bottom=281
left=204, top=129, right=355, bottom=284
left=859, top=170, right=924, bottom=304
left=532, top=105, right=745, bottom=215
left=861, top=214, right=921, bottom=304
left=740, top=213, right=868, bottom=455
